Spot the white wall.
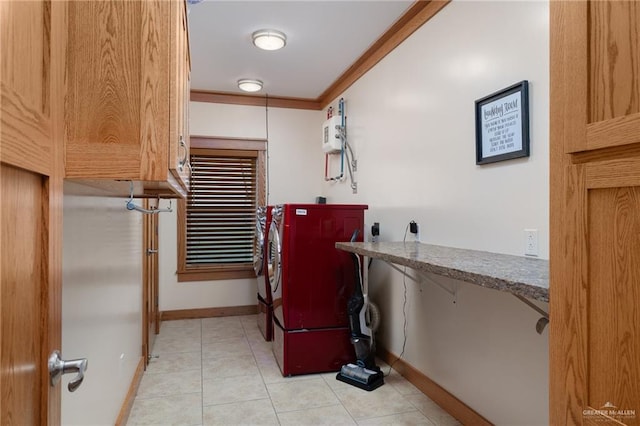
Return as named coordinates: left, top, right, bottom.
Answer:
left=62, top=184, right=143, bottom=425
left=159, top=102, right=322, bottom=311
left=321, top=1, right=549, bottom=424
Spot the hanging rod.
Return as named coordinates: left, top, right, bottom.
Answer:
left=125, top=182, right=173, bottom=214
left=126, top=200, right=172, bottom=214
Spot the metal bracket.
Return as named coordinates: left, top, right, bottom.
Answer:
left=125, top=181, right=172, bottom=214
left=513, top=294, right=549, bottom=335
left=385, top=261, right=457, bottom=302
left=384, top=261, right=547, bottom=332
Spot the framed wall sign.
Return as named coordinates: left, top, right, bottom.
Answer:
left=475, top=80, right=530, bottom=165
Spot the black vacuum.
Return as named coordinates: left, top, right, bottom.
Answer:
left=336, top=231, right=384, bottom=391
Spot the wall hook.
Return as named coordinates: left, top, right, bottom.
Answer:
left=125, top=182, right=173, bottom=214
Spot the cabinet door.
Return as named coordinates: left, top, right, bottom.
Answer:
left=64, top=1, right=187, bottom=198
left=65, top=1, right=170, bottom=181
left=550, top=1, right=640, bottom=424
left=169, top=0, right=190, bottom=191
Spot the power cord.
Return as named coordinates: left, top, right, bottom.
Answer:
left=386, top=269, right=408, bottom=377
left=386, top=225, right=410, bottom=376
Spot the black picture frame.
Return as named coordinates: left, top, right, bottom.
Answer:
left=475, top=80, right=530, bottom=165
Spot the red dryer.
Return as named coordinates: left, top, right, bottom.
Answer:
left=267, top=203, right=367, bottom=376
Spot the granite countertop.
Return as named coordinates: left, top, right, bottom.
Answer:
left=335, top=242, right=549, bottom=302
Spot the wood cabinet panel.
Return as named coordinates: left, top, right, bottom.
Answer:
left=65, top=0, right=189, bottom=198
left=549, top=161, right=589, bottom=425
left=586, top=113, right=640, bottom=151
left=585, top=155, right=640, bottom=189
left=65, top=1, right=142, bottom=159
left=139, top=0, right=170, bottom=182
left=560, top=1, right=640, bottom=154
left=587, top=186, right=640, bottom=415
left=554, top=1, right=589, bottom=155
left=589, top=1, right=640, bottom=123
left=0, top=0, right=52, bottom=175
left=169, top=0, right=191, bottom=189
left=1, top=165, right=45, bottom=425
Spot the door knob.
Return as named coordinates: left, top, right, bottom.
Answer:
left=147, top=248, right=158, bottom=255
left=48, top=350, right=88, bottom=392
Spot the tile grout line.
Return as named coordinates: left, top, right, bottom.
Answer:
left=243, top=320, right=267, bottom=387
left=129, top=320, right=203, bottom=424
left=321, top=374, right=359, bottom=425
left=323, top=368, right=438, bottom=425
left=275, top=401, right=350, bottom=415
left=241, top=316, right=282, bottom=425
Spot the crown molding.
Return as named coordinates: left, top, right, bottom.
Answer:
left=190, top=90, right=322, bottom=110
left=318, top=0, right=450, bottom=108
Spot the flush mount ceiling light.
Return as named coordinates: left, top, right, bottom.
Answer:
left=252, top=29, right=287, bottom=51
left=237, top=79, right=263, bottom=92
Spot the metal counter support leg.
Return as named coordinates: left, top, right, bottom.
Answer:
left=383, top=260, right=548, bottom=333
left=513, top=294, right=549, bottom=334
left=385, top=261, right=457, bottom=298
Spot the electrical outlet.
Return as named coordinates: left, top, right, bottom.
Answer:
left=371, top=222, right=380, bottom=242
left=524, top=229, right=538, bottom=256
left=409, top=221, right=420, bottom=242
left=409, top=221, right=418, bottom=234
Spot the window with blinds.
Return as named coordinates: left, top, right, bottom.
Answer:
left=186, top=149, right=257, bottom=266
left=178, top=138, right=266, bottom=282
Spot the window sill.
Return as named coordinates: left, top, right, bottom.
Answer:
left=177, top=267, right=256, bottom=282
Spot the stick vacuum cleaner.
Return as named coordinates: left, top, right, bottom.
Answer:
left=336, top=231, right=384, bottom=391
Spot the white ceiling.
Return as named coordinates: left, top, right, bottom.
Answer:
left=187, top=1, right=414, bottom=99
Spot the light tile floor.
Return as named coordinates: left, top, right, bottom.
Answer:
left=127, top=315, right=461, bottom=426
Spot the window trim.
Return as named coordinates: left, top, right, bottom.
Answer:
left=177, top=136, right=266, bottom=282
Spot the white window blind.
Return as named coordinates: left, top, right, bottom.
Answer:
left=186, top=150, right=257, bottom=266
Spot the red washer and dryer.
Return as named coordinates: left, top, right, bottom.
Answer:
left=267, top=203, right=367, bottom=376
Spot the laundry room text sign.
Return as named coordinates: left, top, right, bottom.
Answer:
left=475, top=80, right=530, bottom=165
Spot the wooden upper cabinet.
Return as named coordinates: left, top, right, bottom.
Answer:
left=65, top=0, right=191, bottom=197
